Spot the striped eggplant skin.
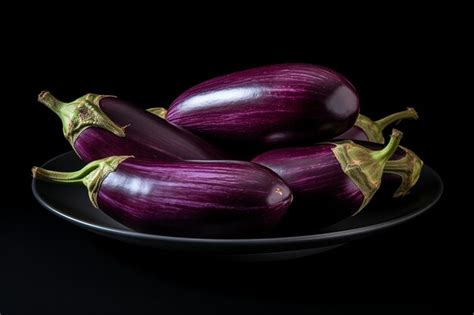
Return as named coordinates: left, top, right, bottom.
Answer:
left=33, top=157, right=293, bottom=238
left=75, top=127, right=175, bottom=162
left=253, top=144, right=363, bottom=223
left=99, top=159, right=292, bottom=237
left=166, top=64, right=360, bottom=147
left=251, top=130, right=403, bottom=227
left=38, top=91, right=226, bottom=162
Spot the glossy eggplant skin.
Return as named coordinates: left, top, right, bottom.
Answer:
left=252, top=144, right=363, bottom=225
left=76, top=126, right=175, bottom=162
left=97, top=159, right=292, bottom=237
left=81, top=97, right=226, bottom=161
left=336, top=126, right=369, bottom=141
left=39, top=92, right=226, bottom=162
left=167, top=64, right=360, bottom=147
left=251, top=141, right=418, bottom=233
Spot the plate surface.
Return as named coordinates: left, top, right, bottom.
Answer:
left=32, top=151, right=443, bottom=260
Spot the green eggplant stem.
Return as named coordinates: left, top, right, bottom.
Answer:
left=37, top=91, right=125, bottom=145
left=332, top=128, right=403, bottom=213
left=371, top=129, right=403, bottom=163
left=375, top=107, right=418, bottom=130
left=38, top=90, right=64, bottom=114
left=38, top=90, right=75, bottom=125
left=32, top=160, right=104, bottom=184
left=32, top=156, right=133, bottom=208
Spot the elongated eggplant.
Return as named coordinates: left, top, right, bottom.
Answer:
left=335, top=108, right=418, bottom=143
left=32, top=157, right=292, bottom=237
left=158, top=64, right=359, bottom=148
left=38, top=91, right=225, bottom=162
left=252, top=130, right=403, bottom=225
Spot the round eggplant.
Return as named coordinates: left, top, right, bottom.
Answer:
left=38, top=91, right=225, bottom=162
left=32, top=157, right=292, bottom=237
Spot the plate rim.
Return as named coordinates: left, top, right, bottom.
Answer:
left=32, top=151, right=444, bottom=248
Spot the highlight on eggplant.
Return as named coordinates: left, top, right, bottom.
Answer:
left=155, top=64, right=360, bottom=147
left=37, top=91, right=225, bottom=162
left=32, top=156, right=293, bottom=238
left=252, top=129, right=403, bottom=223
left=335, top=108, right=418, bottom=143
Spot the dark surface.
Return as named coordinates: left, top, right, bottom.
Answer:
left=32, top=151, right=443, bottom=259
left=1, top=13, right=469, bottom=314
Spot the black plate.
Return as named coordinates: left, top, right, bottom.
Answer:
left=32, top=152, right=443, bottom=261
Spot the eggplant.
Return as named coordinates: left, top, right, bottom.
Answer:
left=32, top=157, right=292, bottom=237
left=38, top=91, right=225, bottom=162
left=156, top=64, right=360, bottom=148
left=252, top=130, right=403, bottom=225
left=335, top=108, right=418, bottom=143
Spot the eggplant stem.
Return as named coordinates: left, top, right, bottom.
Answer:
left=32, top=162, right=102, bottom=184
left=375, top=107, right=418, bottom=130
left=37, top=90, right=66, bottom=115
left=37, top=91, right=125, bottom=146
left=371, top=129, right=403, bottom=163
left=37, top=90, right=77, bottom=132
left=32, top=156, right=133, bottom=208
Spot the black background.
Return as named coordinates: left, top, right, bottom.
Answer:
left=1, top=10, right=469, bottom=315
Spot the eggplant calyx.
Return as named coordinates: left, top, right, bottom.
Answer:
left=147, top=107, right=168, bottom=119
left=38, top=91, right=124, bottom=146
left=332, top=129, right=403, bottom=213
left=32, top=155, right=133, bottom=208
left=353, top=114, right=386, bottom=144
left=384, top=146, right=423, bottom=197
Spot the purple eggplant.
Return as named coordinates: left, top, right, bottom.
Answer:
left=156, top=64, right=359, bottom=148
left=252, top=130, right=403, bottom=225
left=32, top=157, right=292, bottom=237
left=38, top=91, right=225, bottom=162
left=335, top=108, right=418, bottom=143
